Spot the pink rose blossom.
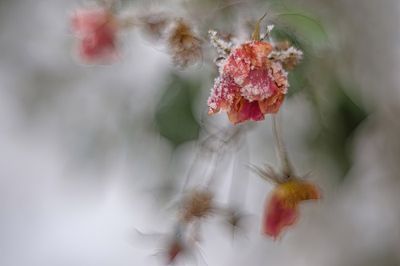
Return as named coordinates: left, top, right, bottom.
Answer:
left=208, top=41, right=288, bottom=124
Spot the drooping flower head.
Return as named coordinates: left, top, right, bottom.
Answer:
left=208, top=40, right=288, bottom=124
left=207, top=17, right=302, bottom=124
left=263, top=179, right=320, bottom=239
left=71, top=7, right=119, bottom=63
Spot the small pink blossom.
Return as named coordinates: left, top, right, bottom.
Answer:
left=71, top=7, right=119, bottom=63
left=263, top=179, right=320, bottom=239
left=208, top=41, right=288, bottom=124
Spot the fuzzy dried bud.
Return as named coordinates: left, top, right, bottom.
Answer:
left=225, top=209, right=248, bottom=237
left=181, top=190, right=213, bottom=222
left=167, top=19, right=202, bottom=68
left=139, top=12, right=170, bottom=40
left=269, top=42, right=303, bottom=70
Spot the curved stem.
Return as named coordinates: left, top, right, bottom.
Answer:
left=271, top=114, right=294, bottom=179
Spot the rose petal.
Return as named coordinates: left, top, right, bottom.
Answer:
left=228, top=98, right=264, bottom=124
left=262, top=194, right=299, bottom=239
left=258, top=93, right=285, bottom=114
left=263, top=180, right=320, bottom=238
left=208, top=76, right=240, bottom=114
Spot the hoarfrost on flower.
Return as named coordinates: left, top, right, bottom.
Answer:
left=209, top=30, right=233, bottom=58
left=208, top=40, right=289, bottom=124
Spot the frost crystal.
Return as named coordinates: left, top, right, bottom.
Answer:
left=209, top=30, right=233, bottom=58
left=269, top=46, right=303, bottom=70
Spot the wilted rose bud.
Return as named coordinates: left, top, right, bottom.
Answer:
left=208, top=41, right=289, bottom=124
left=263, top=179, right=320, bottom=239
left=71, top=7, right=119, bottom=63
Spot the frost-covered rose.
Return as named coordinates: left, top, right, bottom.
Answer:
left=208, top=41, right=288, bottom=124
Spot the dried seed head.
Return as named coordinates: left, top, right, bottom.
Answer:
left=181, top=190, right=213, bottom=222
left=167, top=19, right=202, bottom=68
left=225, top=209, right=249, bottom=238
left=269, top=42, right=303, bottom=70
left=139, top=12, right=170, bottom=40
left=274, top=41, right=291, bottom=51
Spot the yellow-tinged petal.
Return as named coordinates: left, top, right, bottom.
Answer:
left=263, top=179, right=320, bottom=238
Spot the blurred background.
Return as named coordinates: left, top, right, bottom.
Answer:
left=0, top=0, right=399, bottom=265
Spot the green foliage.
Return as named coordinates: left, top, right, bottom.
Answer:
left=313, top=82, right=368, bottom=179
left=270, top=12, right=326, bottom=98
left=279, top=12, right=328, bottom=49
left=274, top=12, right=328, bottom=51
left=154, top=74, right=201, bottom=147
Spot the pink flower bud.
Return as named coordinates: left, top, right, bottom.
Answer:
left=71, top=7, right=119, bottom=63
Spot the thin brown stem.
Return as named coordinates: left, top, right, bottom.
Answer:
left=271, top=114, right=294, bottom=179
left=251, top=12, right=268, bottom=41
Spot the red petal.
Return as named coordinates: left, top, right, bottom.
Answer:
left=228, top=98, right=264, bottom=124
left=258, top=93, right=285, bottom=114
left=262, top=194, right=299, bottom=239
left=251, top=41, right=273, bottom=67
left=79, top=27, right=118, bottom=62
left=208, top=76, right=240, bottom=114
left=223, top=44, right=252, bottom=84
left=71, top=8, right=118, bottom=63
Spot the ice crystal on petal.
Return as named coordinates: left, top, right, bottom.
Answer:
left=209, top=30, right=233, bottom=58
left=208, top=76, right=238, bottom=113
left=269, top=46, right=303, bottom=70
left=270, top=62, right=289, bottom=93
